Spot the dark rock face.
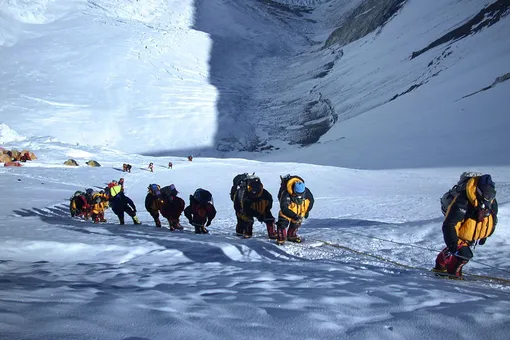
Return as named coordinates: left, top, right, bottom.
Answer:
left=323, top=0, right=407, bottom=49
left=411, top=0, right=510, bottom=60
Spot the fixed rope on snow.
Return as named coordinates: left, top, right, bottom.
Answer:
left=307, top=238, right=510, bottom=285
left=330, top=229, right=510, bottom=275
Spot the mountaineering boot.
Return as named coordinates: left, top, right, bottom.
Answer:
left=133, top=216, right=142, bottom=225
left=193, top=223, right=208, bottom=234
left=446, top=245, right=472, bottom=280
left=244, top=222, right=253, bottom=239
left=155, top=218, right=162, bottom=228
left=266, top=222, right=277, bottom=239
left=434, top=248, right=449, bottom=272
left=170, top=219, right=183, bottom=230
left=119, top=215, right=125, bottom=225
left=432, top=268, right=448, bottom=276
left=276, top=227, right=287, bottom=245
left=287, top=226, right=301, bottom=243
left=236, top=221, right=244, bottom=236
left=448, top=259, right=468, bottom=280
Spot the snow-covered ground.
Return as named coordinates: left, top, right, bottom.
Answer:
left=1, top=136, right=510, bottom=339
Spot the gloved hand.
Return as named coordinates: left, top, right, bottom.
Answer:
left=304, top=212, right=309, bottom=219
left=479, top=238, right=486, bottom=246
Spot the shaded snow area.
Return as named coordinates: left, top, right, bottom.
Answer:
left=1, top=142, right=510, bottom=339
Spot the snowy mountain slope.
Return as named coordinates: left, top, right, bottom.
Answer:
left=0, top=0, right=217, bottom=153
left=2, top=0, right=508, bottom=164
left=255, top=0, right=510, bottom=168
left=1, top=141, right=510, bottom=339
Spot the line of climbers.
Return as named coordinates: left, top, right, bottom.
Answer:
left=68, top=171, right=498, bottom=279
left=69, top=174, right=313, bottom=245
left=70, top=179, right=141, bottom=225
left=145, top=184, right=216, bottom=234
left=230, top=173, right=314, bottom=245
left=144, top=173, right=314, bottom=244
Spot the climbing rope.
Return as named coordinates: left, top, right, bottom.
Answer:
left=328, top=229, right=510, bottom=275
left=306, top=237, right=510, bottom=285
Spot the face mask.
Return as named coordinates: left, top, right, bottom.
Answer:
left=293, top=194, right=304, bottom=204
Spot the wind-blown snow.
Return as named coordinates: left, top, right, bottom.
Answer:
left=1, top=140, right=510, bottom=339
left=0, top=123, right=26, bottom=144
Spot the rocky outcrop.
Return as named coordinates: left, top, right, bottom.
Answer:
left=324, top=0, right=407, bottom=49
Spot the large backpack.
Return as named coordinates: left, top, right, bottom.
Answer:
left=278, top=174, right=305, bottom=200
left=160, top=184, right=178, bottom=198
left=440, top=171, right=482, bottom=215
left=193, top=188, right=213, bottom=205
left=230, top=173, right=257, bottom=200
left=148, top=184, right=161, bottom=196
left=71, top=191, right=85, bottom=200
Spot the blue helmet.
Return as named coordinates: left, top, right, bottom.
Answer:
left=293, top=181, right=305, bottom=195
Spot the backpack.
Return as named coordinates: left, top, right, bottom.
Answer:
left=232, top=173, right=251, bottom=187
left=71, top=191, right=85, bottom=200
left=193, top=188, right=213, bottom=205
left=148, top=184, right=161, bottom=196
left=440, top=171, right=482, bottom=215
left=160, top=184, right=178, bottom=198
left=278, top=174, right=305, bottom=200
left=230, top=173, right=257, bottom=200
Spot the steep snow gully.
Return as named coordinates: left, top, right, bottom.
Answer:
left=191, top=0, right=348, bottom=153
